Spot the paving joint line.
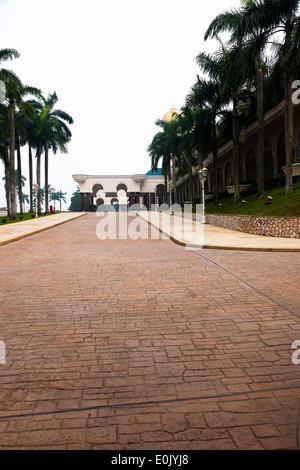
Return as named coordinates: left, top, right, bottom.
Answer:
left=190, top=250, right=300, bottom=320
left=0, top=384, right=300, bottom=421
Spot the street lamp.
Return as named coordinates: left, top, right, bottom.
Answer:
left=32, top=182, right=39, bottom=218
left=169, top=180, right=174, bottom=215
left=198, top=167, right=208, bottom=224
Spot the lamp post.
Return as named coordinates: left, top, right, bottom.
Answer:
left=199, top=167, right=208, bottom=224
left=169, top=180, right=174, bottom=215
left=32, top=183, right=39, bottom=218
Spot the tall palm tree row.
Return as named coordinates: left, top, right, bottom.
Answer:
left=0, top=48, right=74, bottom=217
left=148, top=0, right=300, bottom=203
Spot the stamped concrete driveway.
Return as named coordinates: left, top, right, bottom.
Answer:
left=0, top=212, right=300, bottom=450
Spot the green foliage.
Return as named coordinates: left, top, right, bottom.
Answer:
left=70, top=185, right=81, bottom=211
left=205, top=182, right=300, bottom=217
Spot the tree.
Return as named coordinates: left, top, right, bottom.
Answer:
left=30, top=92, right=73, bottom=213
left=186, top=75, right=228, bottom=205
left=148, top=117, right=181, bottom=204
left=204, top=2, right=271, bottom=199
left=236, top=0, right=300, bottom=194
left=0, top=48, right=22, bottom=219
left=218, top=42, right=253, bottom=202
left=204, top=0, right=300, bottom=197
left=148, top=130, right=171, bottom=203
left=70, top=185, right=80, bottom=211
left=2, top=169, right=26, bottom=213
left=0, top=101, right=10, bottom=214
left=51, top=190, right=67, bottom=212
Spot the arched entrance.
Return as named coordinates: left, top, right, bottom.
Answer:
left=92, top=184, right=104, bottom=196
left=155, top=184, right=165, bottom=205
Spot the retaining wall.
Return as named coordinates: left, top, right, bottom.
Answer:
left=204, top=214, right=300, bottom=238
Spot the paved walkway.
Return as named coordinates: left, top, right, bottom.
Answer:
left=136, top=211, right=300, bottom=252
left=0, top=212, right=87, bottom=246
left=0, top=213, right=299, bottom=449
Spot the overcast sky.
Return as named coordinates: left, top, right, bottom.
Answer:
left=0, top=0, right=242, bottom=210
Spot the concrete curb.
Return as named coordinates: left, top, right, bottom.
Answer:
left=136, top=211, right=300, bottom=252
left=0, top=212, right=87, bottom=247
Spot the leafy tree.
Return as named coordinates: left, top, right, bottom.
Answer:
left=70, top=185, right=81, bottom=211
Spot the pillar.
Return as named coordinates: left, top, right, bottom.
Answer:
left=85, top=193, right=90, bottom=211
left=273, top=155, right=278, bottom=179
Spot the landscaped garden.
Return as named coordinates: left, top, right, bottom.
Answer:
left=205, top=181, right=300, bottom=217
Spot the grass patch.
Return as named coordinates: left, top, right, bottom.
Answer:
left=205, top=182, right=300, bottom=217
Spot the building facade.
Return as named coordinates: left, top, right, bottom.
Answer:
left=72, top=171, right=165, bottom=211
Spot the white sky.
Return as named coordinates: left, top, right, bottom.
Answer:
left=0, top=0, right=242, bottom=210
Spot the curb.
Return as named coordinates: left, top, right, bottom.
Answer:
left=136, top=212, right=300, bottom=252
left=0, top=212, right=87, bottom=247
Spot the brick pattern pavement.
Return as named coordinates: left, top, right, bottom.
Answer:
left=0, top=213, right=299, bottom=449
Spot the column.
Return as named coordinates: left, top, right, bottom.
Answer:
left=273, top=155, right=278, bottom=179
left=85, top=193, right=90, bottom=211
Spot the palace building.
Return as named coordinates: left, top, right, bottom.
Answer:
left=72, top=169, right=166, bottom=211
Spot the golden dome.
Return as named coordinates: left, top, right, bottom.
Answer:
left=162, top=104, right=180, bottom=123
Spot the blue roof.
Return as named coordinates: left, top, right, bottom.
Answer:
left=146, top=168, right=163, bottom=176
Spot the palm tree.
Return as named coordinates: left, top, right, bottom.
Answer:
left=148, top=130, right=171, bottom=203
left=0, top=48, right=22, bottom=219
left=175, top=109, right=199, bottom=205
left=236, top=0, right=300, bottom=194
left=22, top=192, right=29, bottom=210
left=30, top=92, right=73, bottom=213
left=204, top=2, right=271, bottom=199
left=2, top=170, right=26, bottom=210
left=186, top=75, right=227, bottom=205
left=150, top=118, right=181, bottom=204
left=14, top=100, right=38, bottom=214
left=0, top=102, right=10, bottom=214
left=51, top=190, right=67, bottom=212
left=218, top=42, right=254, bottom=202
left=204, top=0, right=300, bottom=197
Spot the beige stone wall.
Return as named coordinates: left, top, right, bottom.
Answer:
left=204, top=214, right=300, bottom=239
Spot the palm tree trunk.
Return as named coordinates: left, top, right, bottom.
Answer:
left=212, top=118, right=219, bottom=206
left=163, top=168, right=168, bottom=204
left=45, top=140, right=49, bottom=213
left=16, top=138, right=23, bottom=214
left=29, top=145, right=33, bottom=213
left=257, top=68, right=264, bottom=199
left=284, top=70, right=294, bottom=195
left=232, top=111, right=240, bottom=203
left=36, top=150, right=41, bottom=216
left=9, top=100, right=16, bottom=219
left=197, top=150, right=203, bottom=204
left=187, top=153, right=193, bottom=205
left=4, top=160, right=11, bottom=217
left=171, top=153, right=177, bottom=204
